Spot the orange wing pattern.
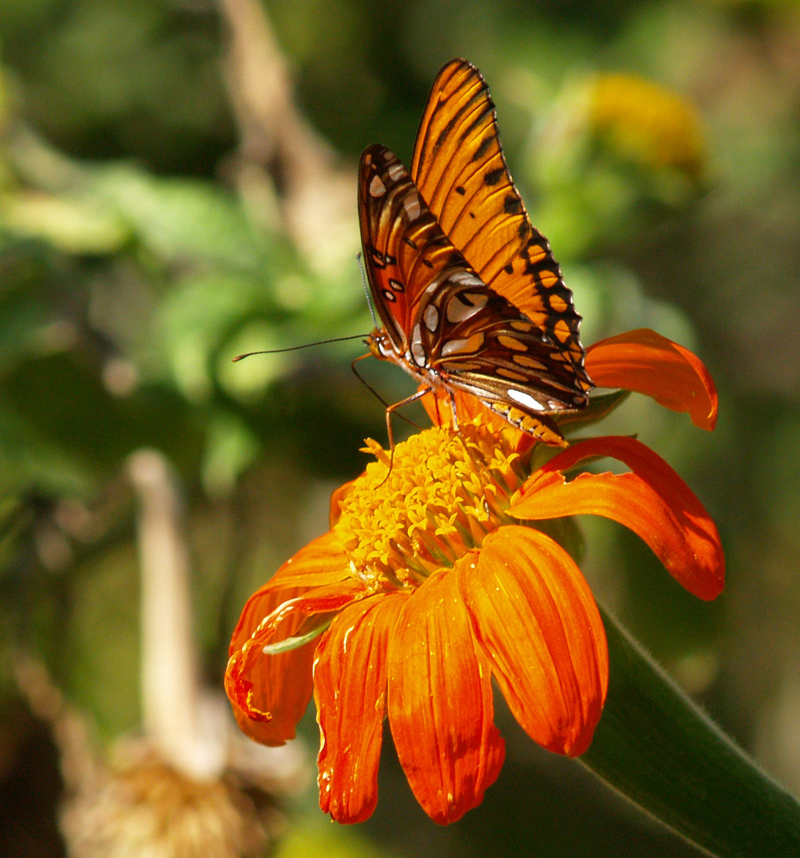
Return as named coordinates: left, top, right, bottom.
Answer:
left=411, top=59, right=587, bottom=376
left=358, top=59, right=592, bottom=446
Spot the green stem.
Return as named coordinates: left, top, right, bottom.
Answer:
left=580, top=608, right=800, bottom=858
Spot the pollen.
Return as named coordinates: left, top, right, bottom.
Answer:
left=334, top=421, right=525, bottom=590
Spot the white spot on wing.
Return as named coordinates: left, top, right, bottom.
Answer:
left=441, top=337, right=473, bottom=357
left=411, top=327, right=427, bottom=367
left=403, top=190, right=422, bottom=220
left=448, top=271, right=484, bottom=287
left=423, top=304, right=439, bottom=332
left=508, top=389, right=546, bottom=411
left=370, top=174, right=386, bottom=197
left=446, top=291, right=489, bottom=324
left=388, top=162, right=404, bottom=181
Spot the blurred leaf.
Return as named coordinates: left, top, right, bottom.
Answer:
left=201, top=411, right=260, bottom=498
left=2, top=190, right=129, bottom=254
left=90, top=165, right=276, bottom=270
left=3, top=350, right=203, bottom=481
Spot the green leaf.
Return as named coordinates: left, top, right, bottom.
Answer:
left=581, top=608, right=800, bottom=857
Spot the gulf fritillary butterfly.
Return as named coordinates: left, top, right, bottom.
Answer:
left=360, top=58, right=593, bottom=446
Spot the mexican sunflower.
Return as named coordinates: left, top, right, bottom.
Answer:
left=225, top=328, right=724, bottom=825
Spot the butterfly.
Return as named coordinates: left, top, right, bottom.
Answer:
left=359, top=58, right=593, bottom=447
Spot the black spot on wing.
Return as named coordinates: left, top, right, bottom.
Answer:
left=484, top=167, right=504, bottom=185
left=433, top=89, right=489, bottom=159
left=472, top=134, right=495, bottom=161
left=459, top=101, right=494, bottom=147
left=503, top=194, right=522, bottom=214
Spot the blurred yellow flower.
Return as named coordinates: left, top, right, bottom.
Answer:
left=588, top=73, right=706, bottom=179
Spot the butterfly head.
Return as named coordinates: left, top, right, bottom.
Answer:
left=366, top=330, right=391, bottom=362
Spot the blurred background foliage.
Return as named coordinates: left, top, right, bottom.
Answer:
left=1, top=0, right=800, bottom=856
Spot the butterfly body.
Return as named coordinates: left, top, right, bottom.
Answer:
left=359, top=60, right=593, bottom=445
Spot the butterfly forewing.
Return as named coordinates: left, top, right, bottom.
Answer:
left=359, top=144, right=586, bottom=444
left=411, top=59, right=590, bottom=387
left=358, top=143, right=456, bottom=356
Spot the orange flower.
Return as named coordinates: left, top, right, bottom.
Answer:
left=225, top=329, right=724, bottom=825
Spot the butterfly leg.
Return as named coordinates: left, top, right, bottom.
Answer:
left=448, top=390, right=460, bottom=432
left=446, top=390, right=492, bottom=474
left=384, top=387, right=433, bottom=452
left=375, top=387, right=433, bottom=485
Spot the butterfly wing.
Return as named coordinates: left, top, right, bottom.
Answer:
left=411, top=59, right=590, bottom=390
left=358, top=143, right=455, bottom=359
left=359, top=144, right=586, bottom=444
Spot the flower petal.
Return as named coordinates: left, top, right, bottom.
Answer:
left=315, top=594, right=407, bottom=823
left=253, top=531, right=352, bottom=592
left=511, top=435, right=724, bottom=600
left=586, top=328, right=718, bottom=430
left=461, top=527, right=608, bottom=756
left=225, top=532, right=357, bottom=745
left=387, top=564, right=505, bottom=825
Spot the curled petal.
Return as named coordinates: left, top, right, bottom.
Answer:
left=586, top=328, right=718, bottom=430
left=462, top=527, right=608, bottom=756
left=387, top=565, right=505, bottom=825
left=512, top=436, right=724, bottom=600
left=315, top=594, right=406, bottom=823
left=225, top=532, right=357, bottom=745
left=226, top=621, right=317, bottom=746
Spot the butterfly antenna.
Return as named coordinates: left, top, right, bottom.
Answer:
left=232, top=334, right=369, bottom=362
left=356, top=252, right=380, bottom=329
left=448, top=390, right=460, bottom=433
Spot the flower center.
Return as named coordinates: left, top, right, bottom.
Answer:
left=334, top=421, right=526, bottom=590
